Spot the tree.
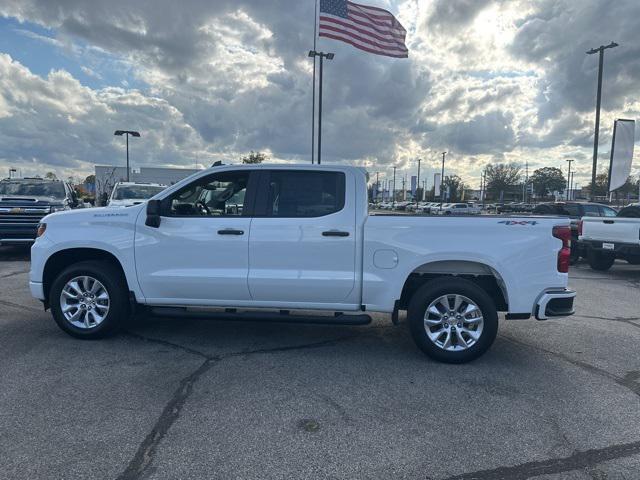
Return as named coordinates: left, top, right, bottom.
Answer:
left=83, top=174, right=95, bottom=185
left=530, top=167, right=566, bottom=198
left=586, top=172, right=609, bottom=198
left=443, top=175, right=465, bottom=202
left=44, top=172, right=58, bottom=180
left=241, top=151, right=266, bottom=164
left=484, top=163, right=521, bottom=200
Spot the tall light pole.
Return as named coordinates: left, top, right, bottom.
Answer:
left=114, top=130, right=141, bottom=182
left=439, top=152, right=447, bottom=209
left=587, top=41, right=618, bottom=201
left=308, top=50, right=334, bottom=165
left=392, top=166, right=397, bottom=209
left=416, top=158, right=421, bottom=205
left=375, top=171, right=380, bottom=204
left=565, top=159, right=574, bottom=201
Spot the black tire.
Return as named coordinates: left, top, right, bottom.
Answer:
left=587, top=250, right=615, bottom=271
left=49, top=260, right=130, bottom=339
left=569, top=245, right=580, bottom=265
left=407, top=278, right=499, bottom=363
left=625, top=256, right=640, bottom=265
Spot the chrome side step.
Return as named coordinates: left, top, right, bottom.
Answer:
left=148, top=307, right=372, bottom=326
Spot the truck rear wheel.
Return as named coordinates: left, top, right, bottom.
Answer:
left=587, top=250, right=615, bottom=271
left=49, top=260, right=129, bottom=339
left=407, top=278, right=498, bottom=363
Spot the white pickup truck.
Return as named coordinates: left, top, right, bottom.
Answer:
left=578, top=215, right=640, bottom=271
left=29, top=164, right=575, bottom=363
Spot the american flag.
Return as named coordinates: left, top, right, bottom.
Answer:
left=318, top=0, right=408, bottom=58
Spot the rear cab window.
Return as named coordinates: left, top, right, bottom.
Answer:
left=260, top=170, right=346, bottom=218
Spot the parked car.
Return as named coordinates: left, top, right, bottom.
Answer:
left=0, top=177, right=81, bottom=245
left=440, top=203, right=481, bottom=215
left=578, top=206, right=640, bottom=271
left=108, top=182, right=167, bottom=207
left=30, top=164, right=575, bottom=363
left=533, top=202, right=617, bottom=263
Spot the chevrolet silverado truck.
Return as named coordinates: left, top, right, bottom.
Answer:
left=30, top=165, right=576, bottom=363
left=0, top=177, right=81, bottom=245
left=578, top=216, right=640, bottom=271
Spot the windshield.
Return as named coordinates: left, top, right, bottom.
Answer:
left=0, top=181, right=66, bottom=199
left=112, top=185, right=165, bottom=200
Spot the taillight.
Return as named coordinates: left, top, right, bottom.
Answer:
left=552, top=225, right=571, bottom=273
left=577, top=219, right=583, bottom=237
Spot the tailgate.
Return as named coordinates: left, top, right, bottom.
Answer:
left=581, top=218, right=640, bottom=244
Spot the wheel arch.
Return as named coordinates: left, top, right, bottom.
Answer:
left=398, top=260, right=509, bottom=312
left=43, top=248, right=130, bottom=303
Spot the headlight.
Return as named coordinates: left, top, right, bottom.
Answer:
left=37, top=223, right=47, bottom=237
left=50, top=205, right=68, bottom=213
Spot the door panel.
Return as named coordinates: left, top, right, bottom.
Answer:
left=135, top=169, right=254, bottom=303
left=248, top=170, right=356, bottom=303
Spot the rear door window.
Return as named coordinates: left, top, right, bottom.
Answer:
left=264, top=170, right=345, bottom=218
left=582, top=205, right=600, bottom=217
left=599, top=206, right=617, bottom=217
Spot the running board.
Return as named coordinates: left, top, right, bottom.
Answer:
left=148, top=307, right=372, bottom=326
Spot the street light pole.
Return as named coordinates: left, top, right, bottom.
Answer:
left=416, top=158, right=421, bottom=205
left=439, top=152, right=446, bottom=209
left=587, top=41, right=618, bottom=201
left=308, top=50, right=334, bottom=165
left=114, top=130, right=141, bottom=182
left=565, top=159, right=573, bottom=201
left=392, top=166, right=397, bottom=209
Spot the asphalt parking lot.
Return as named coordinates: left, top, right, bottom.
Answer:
left=1, top=246, right=639, bottom=480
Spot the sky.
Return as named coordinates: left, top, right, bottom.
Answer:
left=0, top=0, right=639, bottom=190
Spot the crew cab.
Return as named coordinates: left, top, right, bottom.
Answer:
left=0, top=177, right=81, bottom=245
left=30, top=165, right=576, bottom=363
left=578, top=215, right=640, bottom=271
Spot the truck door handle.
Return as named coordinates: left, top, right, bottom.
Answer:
left=322, top=230, right=349, bottom=237
left=217, top=229, right=244, bottom=235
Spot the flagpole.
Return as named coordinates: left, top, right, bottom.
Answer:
left=311, top=0, right=318, bottom=164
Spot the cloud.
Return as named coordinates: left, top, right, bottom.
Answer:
left=0, top=0, right=638, bottom=188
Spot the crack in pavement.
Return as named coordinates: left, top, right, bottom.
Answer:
left=116, top=332, right=353, bottom=480
left=573, top=314, right=640, bottom=330
left=501, top=334, right=640, bottom=397
left=0, top=298, right=43, bottom=313
left=0, top=269, right=29, bottom=279
left=442, top=438, right=640, bottom=480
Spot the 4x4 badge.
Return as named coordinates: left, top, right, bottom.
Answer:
left=498, top=220, right=538, bottom=225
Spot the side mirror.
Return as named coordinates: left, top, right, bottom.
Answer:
left=146, top=199, right=162, bottom=228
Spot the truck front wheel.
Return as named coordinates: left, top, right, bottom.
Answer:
left=587, top=250, right=615, bottom=271
left=49, top=260, right=130, bottom=339
left=407, top=278, right=498, bottom=363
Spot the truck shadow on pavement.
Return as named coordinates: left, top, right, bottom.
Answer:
left=0, top=245, right=31, bottom=261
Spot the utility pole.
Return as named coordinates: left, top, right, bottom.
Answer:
left=525, top=161, right=529, bottom=203
left=482, top=169, right=487, bottom=208
left=416, top=158, right=421, bottom=205
left=439, top=152, right=447, bottom=210
left=375, top=171, right=380, bottom=204
left=392, top=166, right=397, bottom=209
left=565, top=159, right=574, bottom=201
left=587, top=41, right=618, bottom=201
left=402, top=174, right=406, bottom=201
left=308, top=50, right=334, bottom=165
